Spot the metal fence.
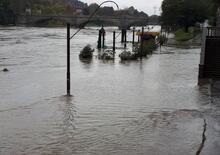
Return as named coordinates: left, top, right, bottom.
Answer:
left=206, top=27, right=220, bottom=37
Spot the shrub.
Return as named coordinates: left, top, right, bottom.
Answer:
left=174, top=27, right=201, bottom=41
left=134, top=39, right=158, bottom=57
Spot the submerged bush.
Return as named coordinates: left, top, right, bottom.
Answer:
left=119, top=51, right=138, bottom=60
left=79, top=44, right=94, bottom=59
left=174, top=27, right=201, bottom=41
left=134, top=39, right=158, bottom=57
left=98, top=50, right=115, bottom=60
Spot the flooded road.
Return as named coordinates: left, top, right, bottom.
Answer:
left=0, top=27, right=220, bottom=155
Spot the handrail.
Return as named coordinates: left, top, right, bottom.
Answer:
left=206, top=27, right=220, bottom=37
left=18, top=14, right=146, bottom=20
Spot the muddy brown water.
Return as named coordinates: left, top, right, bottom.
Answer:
left=0, top=27, right=220, bottom=155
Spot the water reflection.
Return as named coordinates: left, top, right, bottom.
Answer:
left=79, top=58, right=93, bottom=64
left=61, top=96, right=76, bottom=131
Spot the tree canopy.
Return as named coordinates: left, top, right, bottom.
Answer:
left=213, top=0, right=220, bottom=6
left=161, top=0, right=214, bottom=31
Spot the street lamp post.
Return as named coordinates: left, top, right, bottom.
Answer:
left=67, top=23, right=71, bottom=96
left=66, top=1, right=119, bottom=96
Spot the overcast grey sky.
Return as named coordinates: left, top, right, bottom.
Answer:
left=82, top=0, right=163, bottom=15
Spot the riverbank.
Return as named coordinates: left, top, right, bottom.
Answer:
left=164, top=27, right=202, bottom=48
left=165, top=33, right=202, bottom=48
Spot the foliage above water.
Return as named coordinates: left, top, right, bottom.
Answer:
left=0, top=0, right=15, bottom=25
left=32, top=4, right=71, bottom=15
left=174, top=27, right=201, bottom=41
left=134, top=39, right=158, bottom=57
left=161, top=0, right=217, bottom=30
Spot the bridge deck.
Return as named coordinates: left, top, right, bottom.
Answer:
left=16, top=14, right=148, bottom=29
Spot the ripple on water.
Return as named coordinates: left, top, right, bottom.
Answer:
left=1, top=27, right=220, bottom=155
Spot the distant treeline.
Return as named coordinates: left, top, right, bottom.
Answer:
left=160, top=0, right=220, bottom=31
left=0, top=0, right=15, bottom=25
left=83, top=4, right=148, bottom=17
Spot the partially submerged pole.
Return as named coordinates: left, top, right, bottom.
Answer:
left=121, top=29, right=124, bottom=43
left=124, top=29, right=127, bottom=49
left=98, top=30, right=102, bottom=49
left=65, top=0, right=120, bottom=96
left=121, top=29, right=127, bottom=43
left=138, top=30, right=140, bottom=43
left=113, top=31, right=116, bottom=52
left=102, top=29, right=105, bottom=48
left=67, top=23, right=71, bottom=96
left=132, top=27, right=135, bottom=45
left=140, top=26, right=144, bottom=58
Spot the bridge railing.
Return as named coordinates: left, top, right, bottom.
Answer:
left=18, top=14, right=148, bottom=20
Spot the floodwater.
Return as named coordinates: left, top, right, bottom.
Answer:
left=0, top=26, right=220, bottom=155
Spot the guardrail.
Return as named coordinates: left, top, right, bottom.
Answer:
left=207, top=27, right=220, bottom=37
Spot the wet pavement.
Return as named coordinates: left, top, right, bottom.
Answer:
left=0, top=27, right=220, bottom=155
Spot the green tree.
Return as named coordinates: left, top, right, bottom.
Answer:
left=0, top=0, right=15, bottom=25
left=161, top=0, right=213, bottom=32
left=213, top=0, right=220, bottom=6
left=0, top=0, right=9, bottom=8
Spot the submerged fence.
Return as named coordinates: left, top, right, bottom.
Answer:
left=206, top=27, right=220, bottom=37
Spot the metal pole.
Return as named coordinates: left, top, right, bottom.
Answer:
left=140, top=26, right=144, bottom=58
left=102, top=30, right=105, bottom=48
left=132, top=27, right=135, bottom=45
left=121, top=29, right=124, bottom=43
left=124, top=29, right=127, bottom=49
left=98, top=30, right=102, bottom=49
left=65, top=1, right=120, bottom=96
left=67, top=23, right=71, bottom=96
left=113, top=31, right=116, bottom=51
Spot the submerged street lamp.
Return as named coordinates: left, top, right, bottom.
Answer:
left=66, top=1, right=119, bottom=96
